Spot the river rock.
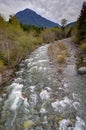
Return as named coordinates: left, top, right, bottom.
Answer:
left=59, top=119, right=73, bottom=130
left=78, top=67, right=86, bottom=74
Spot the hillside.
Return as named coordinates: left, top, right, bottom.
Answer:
left=66, top=21, right=76, bottom=28
left=15, top=8, right=60, bottom=28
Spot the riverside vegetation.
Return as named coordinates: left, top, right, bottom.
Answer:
left=72, top=1, right=86, bottom=50
left=0, top=15, right=43, bottom=71
left=49, top=2, right=86, bottom=73
left=48, top=42, right=68, bottom=64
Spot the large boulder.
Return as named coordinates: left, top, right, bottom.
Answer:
left=78, top=67, right=86, bottom=74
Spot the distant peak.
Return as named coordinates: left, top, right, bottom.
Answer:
left=15, top=8, right=60, bottom=28
left=23, top=8, right=35, bottom=13
left=23, top=8, right=31, bottom=11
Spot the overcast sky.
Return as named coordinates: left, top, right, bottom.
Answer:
left=0, top=0, right=84, bottom=24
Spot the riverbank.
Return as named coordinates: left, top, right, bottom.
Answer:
left=0, top=43, right=45, bottom=87
left=48, top=38, right=86, bottom=74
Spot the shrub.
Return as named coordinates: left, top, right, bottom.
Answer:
left=49, top=42, right=68, bottom=64
left=80, top=40, right=86, bottom=51
left=0, top=60, right=4, bottom=67
left=57, top=54, right=66, bottom=63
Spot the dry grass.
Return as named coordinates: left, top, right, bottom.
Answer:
left=0, top=60, right=4, bottom=67
left=57, top=55, right=66, bottom=63
left=49, top=42, right=68, bottom=64
left=80, top=40, right=86, bottom=51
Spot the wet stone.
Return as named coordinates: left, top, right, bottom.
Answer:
left=78, top=67, right=86, bottom=74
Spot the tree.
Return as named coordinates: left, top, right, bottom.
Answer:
left=77, top=1, right=86, bottom=43
left=9, top=15, right=20, bottom=27
left=61, top=19, right=67, bottom=31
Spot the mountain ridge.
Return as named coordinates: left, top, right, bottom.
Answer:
left=66, top=21, right=76, bottom=28
left=15, top=8, right=60, bottom=28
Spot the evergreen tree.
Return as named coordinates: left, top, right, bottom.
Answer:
left=77, top=1, right=86, bottom=42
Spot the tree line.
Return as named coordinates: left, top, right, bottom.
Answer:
left=72, top=1, right=86, bottom=50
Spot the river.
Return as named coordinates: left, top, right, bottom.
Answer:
left=0, top=44, right=86, bottom=130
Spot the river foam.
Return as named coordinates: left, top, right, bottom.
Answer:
left=59, top=116, right=86, bottom=130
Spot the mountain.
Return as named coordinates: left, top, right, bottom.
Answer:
left=66, top=22, right=76, bottom=28
left=15, top=8, right=60, bottom=28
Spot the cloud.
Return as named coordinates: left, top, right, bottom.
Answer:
left=0, top=0, right=84, bottom=24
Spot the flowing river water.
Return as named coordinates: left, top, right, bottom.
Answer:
left=0, top=44, right=86, bottom=130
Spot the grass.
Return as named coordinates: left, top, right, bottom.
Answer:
left=0, top=60, right=4, bottom=67
left=57, top=54, right=66, bottom=63
left=49, top=42, right=68, bottom=64
left=80, top=40, right=86, bottom=51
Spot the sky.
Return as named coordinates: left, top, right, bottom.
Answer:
left=0, top=0, right=85, bottom=24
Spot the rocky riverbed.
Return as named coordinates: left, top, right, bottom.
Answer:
left=48, top=38, right=86, bottom=74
